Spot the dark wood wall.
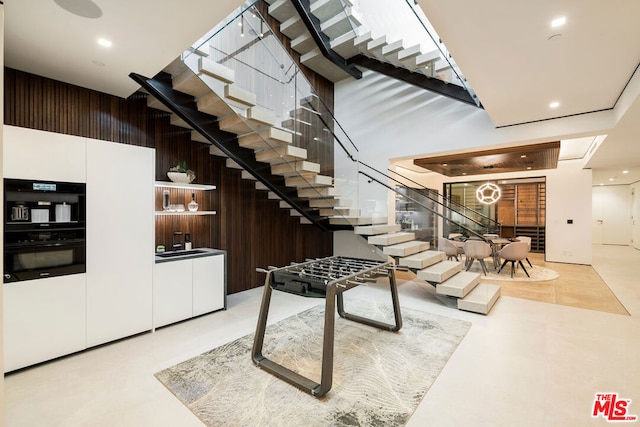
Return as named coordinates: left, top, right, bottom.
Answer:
left=4, top=67, right=334, bottom=294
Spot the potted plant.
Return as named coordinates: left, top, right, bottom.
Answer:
left=167, top=161, right=196, bottom=184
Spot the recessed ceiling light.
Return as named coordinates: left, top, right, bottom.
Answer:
left=609, top=178, right=615, bottom=181
left=551, top=16, right=566, bottom=28
left=526, top=167, right=532, bottom=170
left=520, top=154, right=527, bottom=158
left=462, top=172, right=467, bottom=175
left=97, top=38, right=112, bottom=47
left=549, top=101, right=560, bottom=109
left=623, top=170, right=629, bottom=174
left=442, top=163, right=448, bottom=167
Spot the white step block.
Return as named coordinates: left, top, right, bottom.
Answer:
left=209, top=145, right=227, bottom=157
left=199, top=58, right=235, bottom=84
left=398, top=44, right=422, bottom=63
left=241, top=170, right=256, bottom=180
left=147, top=95, right=171, bottom=112
left=239, top=128, right=292, bottom=150
left=353, top=31, right=373, bottom=49
left=255, top=181, right=268, bottom=191
left=290, top=210, right=303, bottom=217
left=399, top=250, right=445, bottom=270
left=224, top=85, right=256, bottom=107
left=367, top=36, right=388, bottom=59
left=280, top=16, right=306, bottom=39
left=298, top=187, right=342, bottom=198
left=271, top=161, right=320, bottom=176
left=269, top=0, right=297, bottom=22
left=318, top=208, right=359, bottom=217
left=320, top=9, right=361, bottom=39
left=368, top=232, right=415, bottom=246
left=172, top=68, right=210, bottom=98
left=300, top=217, right=312, bottom=225
left=225, top=158, right=243, bottom=170
left=354, top=224, right=400, bottom=235
left=383, top=240, right=430, bottom=257
left=285, top=174, right=332, bottom=188
left=267, top=191, right=280, bottom=200
left=197, top=92, right=233, bottom=117
left=436, top=271, right=481, bottom=298
left=256, top=145, right=307, bottom=164
left=382, top=40, right=403, bottom=56
left=308, top=198, right=352, bottom=208
left=246, top=107, right=276, bottom=127
left=311, top=0, right=354, bottom=21
left=417, top=260, right=462, bottom=283
left=170, top=115, right=192, bottom=129
left=193, top=131, right=210, bottom=144
left=457, top=283, right=501, bottom=315
left=279, top=201, right=291, bottom=209
left=331, top=32, right=359, bottom=58
left=329, top=216, right=386, bottom=226
left=291, top=32, right=316, bottom=55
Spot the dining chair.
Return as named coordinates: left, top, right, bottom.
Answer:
left=463, top=240, right=492, bottom=275
left=515, top=235, right=533, bottom=267
left=497, top=242, right=530, bottom=278
left=439, top=237, right=462, bottom=261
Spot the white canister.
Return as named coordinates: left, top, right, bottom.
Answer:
left=31, top=209, right=50, bottom=223
left=55, top=203, right=71, bottom=222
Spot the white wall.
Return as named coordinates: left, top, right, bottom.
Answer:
left=630, top=182, right=640, bottom=249
left=335, top=71, right=593, bottom=264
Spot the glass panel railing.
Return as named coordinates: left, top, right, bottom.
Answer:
left=349, top=0, right=480, bottom=106
left=181, top=1, right=361, bottom=224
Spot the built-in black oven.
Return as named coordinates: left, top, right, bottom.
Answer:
left=4, top=178, right=86, bottom=282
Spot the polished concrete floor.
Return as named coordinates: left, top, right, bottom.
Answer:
left=4, top=244, right=640, bottom=426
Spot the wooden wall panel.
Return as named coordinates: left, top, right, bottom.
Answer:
left=4, top=67, right=333, bottom=294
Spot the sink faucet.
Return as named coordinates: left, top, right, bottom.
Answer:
left=172, top=232, right=183, bottom=251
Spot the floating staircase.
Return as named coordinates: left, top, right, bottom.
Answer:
left=355, top=222, right=501, bottom=314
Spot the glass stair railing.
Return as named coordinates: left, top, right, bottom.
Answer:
left=135, top=1, right=486, bottom=235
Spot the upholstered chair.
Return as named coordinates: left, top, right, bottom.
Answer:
left=439, top=237, right=461, bottom=261
left=463, top=240, right=492, bottom=275
left=497, top=242, right=530, bottom=278
left=515, top=235, right=533, bottom=267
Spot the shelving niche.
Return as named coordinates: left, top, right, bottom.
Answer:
left=154, top=181, right=217, bottom=215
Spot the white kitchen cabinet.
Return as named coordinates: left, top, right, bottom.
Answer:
left=192, top=254, right=225, bottom=316
left=86, top=139, right=155, bottom=347
left=153, top=259, right=193, bottom=328
left=3, top=275, right=86, bottom=372
left=3, top=125, right=86, bottom=182
left=153, top=250, right=226, bottom=328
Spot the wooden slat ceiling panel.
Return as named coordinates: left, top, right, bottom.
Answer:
left=413, top=141, right=560, bottom=177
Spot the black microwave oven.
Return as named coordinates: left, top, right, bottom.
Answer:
left=4, top=178, right=86, bottom=282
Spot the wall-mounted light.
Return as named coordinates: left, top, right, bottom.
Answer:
left=476, top=182, right=501, bottom=205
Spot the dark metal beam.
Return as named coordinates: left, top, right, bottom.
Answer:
left=129, top=71, right=334, bottom=231
left=290, top=0, right=362, bottom=80
left=348, top=54, right=482, bottom=108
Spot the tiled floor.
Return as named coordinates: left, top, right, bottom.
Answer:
left=4, top=244, right=640, bottom=426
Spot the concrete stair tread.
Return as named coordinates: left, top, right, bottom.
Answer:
left=172, top=68, right=210, bottom=98
left=308, top=198, right=352, bottom=208
left=199, top=58, right=235, bottom=84
left=368, top=231, right=415, bottom=246
left=238, top=127, right=292, bottom=150
left=457, top=283, right=501, bottom=315
left=224, top=84, right=256, bottom=107
left=255, top=145, right=307, bottom=164
left=383, top=240, right=430, bottom=257
left=284, top=174, right=332, bottom=187
left=298, top=187, right=342, bottom=198
left=399, top=250, right=445, bottom=270
left=197, top=92, right=232, bottom=117
left=354, top=224, right=401, bottom=235
left=436, top=271, right=481, bottom=298
left=271, top=161, right=320, bottom=176
left=417, top=260, right=462, bottom=283
left=328, top=216, right=386, bottom=226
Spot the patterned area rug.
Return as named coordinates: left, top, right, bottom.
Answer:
left=466, top=259, right=559, bottom=281
left=155, top=301, right=471, bottom=427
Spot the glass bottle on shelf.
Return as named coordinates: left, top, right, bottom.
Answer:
left=188, top=192, right=199, bottom=212
left=162, top=190, right=170, bottom=210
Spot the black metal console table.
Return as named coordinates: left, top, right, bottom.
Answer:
left=251, top=256, right=402, bottom=398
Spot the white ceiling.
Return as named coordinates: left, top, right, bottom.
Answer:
left=4, top=0, right=242, bottom=98
left=4, top=0, right=640, bottom=185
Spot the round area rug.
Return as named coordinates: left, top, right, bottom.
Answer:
left=466, top=259, right=559, bottom=282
